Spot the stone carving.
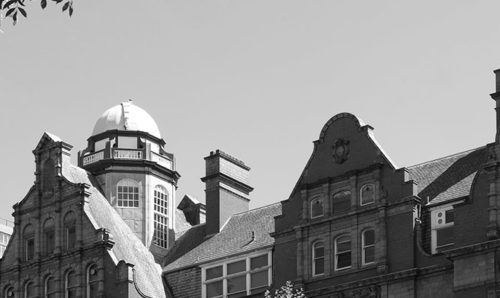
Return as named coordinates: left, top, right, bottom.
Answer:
left=332, top=139, right=350, bottom=164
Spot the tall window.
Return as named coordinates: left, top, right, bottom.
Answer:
left=64, top=211, right=76, bottom=250
left=86, top=264, right=99, bottom=298
left=312, top=241, right=325, bottom=276
left=360, top=184, right=375, bottom=205
left=431, top=206, right=454, bottom=253
left=24, top=281, right=35, bottom=298
left=310, top=198, right=324, bottom=219
left=362, top=229, right=375, bottom=265
left=116, top=179, right=139, bottom=207
left=203, top=252, right=271, bottom=298
left=335, top=235, right=351, bottom=270
left=332, top=191, right=351, bottom=214
left=44, top=276, right=57, bottom=298
left=43, top=218, right=55, bottom=256
left=42, top=158, right=56, bottom=194
left=65, top=270, right=78, bottom=298
left=3, top=286, right=14, bottom=298
left=23, top=224, right=35, bottom=261
left=153, top=185, right=168, bottom=248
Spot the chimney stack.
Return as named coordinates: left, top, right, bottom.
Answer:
left=201, top=150, right=253, bottom=236
left=491, top=69, right=500, bottom=142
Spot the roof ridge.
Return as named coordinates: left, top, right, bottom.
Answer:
left=230, top=202, right=281, bottom=217
left=407, top=146, right=485, bottom=169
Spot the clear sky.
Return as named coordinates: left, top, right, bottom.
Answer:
left=1, top=1, right=500, bottom=221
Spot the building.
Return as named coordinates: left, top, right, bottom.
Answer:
left=2, top=69, right=500, bottom=298
left=0, top=219, right=13, bottom=258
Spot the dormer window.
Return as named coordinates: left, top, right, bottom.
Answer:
left=431, top=206, right=454, bottom=253
left=360, top=184, right=375, bottom=206
left=311, top=197, right=324, bottom=219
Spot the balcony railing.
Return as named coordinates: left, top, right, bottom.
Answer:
left=113, top=149, right=142, bottom=160
left=82, top=150, right=105, bottom=166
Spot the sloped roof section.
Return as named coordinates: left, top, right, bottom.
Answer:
left=164, top=203, right=282, bottom=273
left=408, top=146, right=488, bottom=205
left=61, top=163, right=166, bottom=298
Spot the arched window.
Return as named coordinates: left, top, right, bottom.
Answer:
left=42, top=158, right=56, bottom=194
left=3, top=286, right=14, bottom=298
left=86, top=264, right=99, bottom=298
left=116, top=179, right=139, bottom=207
left=23, top=224, right=35, bottom=261
left=310, top=197, right=324, bottom=219
left=63, top=211, right=76, bottom=250
left=43, top=218, right=55, bottom=256
left=153, top=185, right=168, bottom=248
left=334, top=235, right=351, bottom=270
left=360, top=184, right=375, bottom=206
left=23, top=281, right=35, bottom=298
left=312, top=241, right=325, bottom=276
left=362, top=229, right=375, bottom=265
left=44, top=275, right=57, bottom=298
left=65, top=270, right=78, bottom=298
left=332, top=191, right=351, bottom=214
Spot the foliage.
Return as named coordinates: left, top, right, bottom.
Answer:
left=0, top=0, right=73, bottom=26
left=264, top=281, right=307, bottom=298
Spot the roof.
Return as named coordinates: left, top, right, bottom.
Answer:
left=164, top=203, right=282, bottom=273
left=407, top=146, right=488, bottom=205
left=174, top=208, right=193, bottom=239
left=92, top=100, right=162, bottom=138
left=61, top=162, right=166, bottom=298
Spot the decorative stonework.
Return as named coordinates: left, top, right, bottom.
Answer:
left=332, top=139, right=350, bottom=164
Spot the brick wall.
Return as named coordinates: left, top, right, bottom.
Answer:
left=165, top=267, right=201, bottom=298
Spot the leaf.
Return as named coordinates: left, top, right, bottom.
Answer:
left=40, top=0, right=46, bottom=8
left=69, top=5, right=73, bottom=16
left=18, top=0, right=25, bottom=7
left=12, top=11, right=17, bottom=25
left=5, top=7, right=15, bottom=17
left=18, top=6, right=26, bottom=17
left=0, top=0, right=4, bottom=10
left=3, top=0, right=16, bottom=8
left=62, top=1, right=69, bottom=11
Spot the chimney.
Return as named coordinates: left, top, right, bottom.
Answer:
left=491, top=69, right=500, bottom=142
left=201, top=150, right=253, bottom=235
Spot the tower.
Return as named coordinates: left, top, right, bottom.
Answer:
left=78, top=100, right=179, bottom=260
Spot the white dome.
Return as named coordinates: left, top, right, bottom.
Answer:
left=92, top=101, right=162, bottom=138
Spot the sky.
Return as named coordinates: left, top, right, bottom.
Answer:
left=1, top=1, right=500, bottom=221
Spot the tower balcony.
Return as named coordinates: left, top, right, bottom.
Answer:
left=79, top=147, right=173, bottom=170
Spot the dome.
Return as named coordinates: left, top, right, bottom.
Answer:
left=92, top=100, right=162, bottom=139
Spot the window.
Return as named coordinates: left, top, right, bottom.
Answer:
left=362, top=229, right=375, bottom=265
left=332, top=191, right=351, bottom=214
left=312, top=241, right=325, bottom=276
left=42, top=158, right=56, bottom=194
left=431, top=206, right=454, bottom=253
left=23, top=224, right=35, bottom=261
left=64, top=212, right=76, bottom=250
left=335, top=235, right=351, bottom=270
left=44, top=276, right=57, bottom=298
left=86, top=264, right=99, bottom=298
left=310, top=198, right=324, bottom=219
left=43, top=218, right=55, bottom=256
left=65, top=270, right=78, bottom=298
left=360, top=184, right=375, bottom=205
left=116, top=179, right=139, bottom=207
left=3, top=286, right=14, bottom=298
left=24, top=281, right=35, bottom=298
left=153, top=185, right=168, bottom=248
left=203, top=252, right=271, bottom=298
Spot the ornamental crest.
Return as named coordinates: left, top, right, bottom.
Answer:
left=332, top=138, right=350, bottom=164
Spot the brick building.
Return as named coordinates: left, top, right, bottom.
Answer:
left=3, top=69, right=500, bottom=298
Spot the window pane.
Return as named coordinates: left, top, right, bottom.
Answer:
left=437, top=227, right=454, bottom=247
left=251, top=270, right=268, bottom=288
left=251, top=255, right=268, bottom=270
left=314, top=257, right=325, bottom=275
left=364, top=230, right=375, bottom=245
left=227, top=260, right=246, bottom=275
left=337, top=252, right=351, bottom=269
left=361, top=184, right=375, bottom=205
left=337, top=241, right=351, bottom=252
left=227, top=275, right=246, bottom=294
left=333, top=191, right=351, bottom=213
left=314, top=245, right=324, bottom=258
left=364, top=246, right=375, bottom=264
left=206, top=266, right=223, bottom=280
left=445, top=209, right=454, bottom=224
left=206, top=281, right=223, bottom=298
left=26, top=238, right=34, bottom=260
left=311, top=199, right=323, bottom=217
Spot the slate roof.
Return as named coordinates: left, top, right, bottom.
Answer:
left=407, top=146, right=488, bottom=206
left=164, top=203, right=282, bottom=273
left=61, top=162, right=166, bottom=298
left=174, top=208, right=193, bottom=239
